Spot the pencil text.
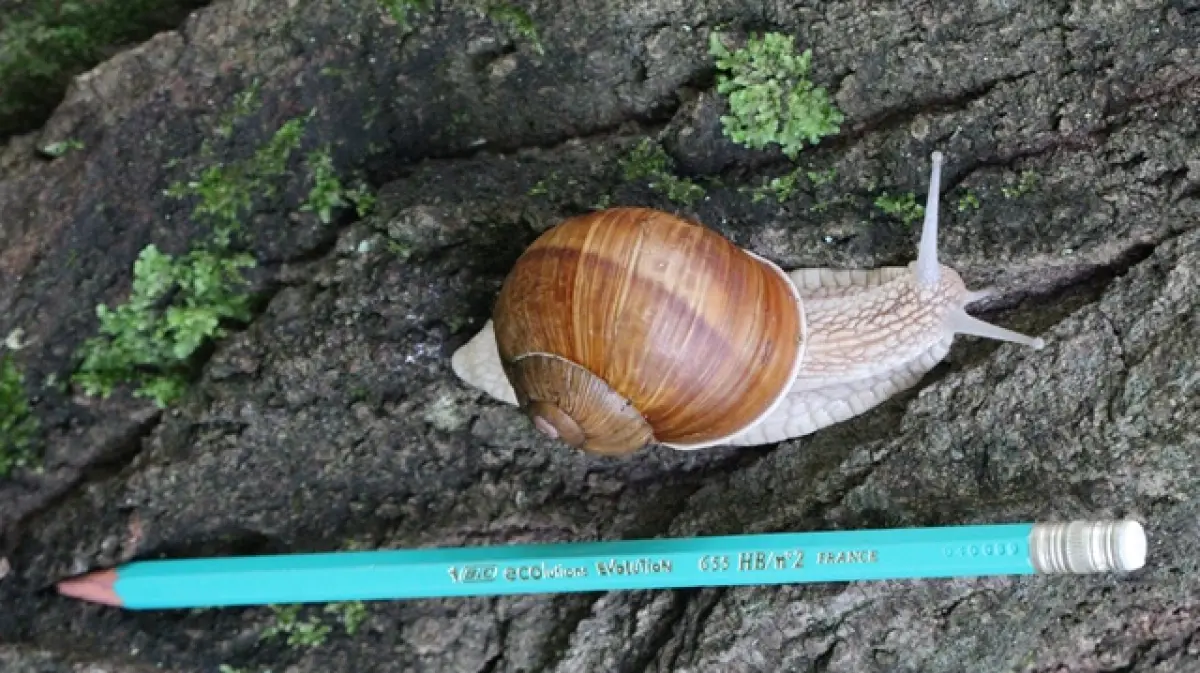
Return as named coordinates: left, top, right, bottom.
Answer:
left=447, top=564, right=500, bottom=583
left=730, top=549, right=805, bottom=571
left=815, top=549, right=879, bottom=565
left=504, top=562, right=589, bottom=581
left=594, top=557, right=673, bottom=576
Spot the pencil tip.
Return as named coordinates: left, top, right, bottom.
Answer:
left=57, top=568, right=123, bottom=607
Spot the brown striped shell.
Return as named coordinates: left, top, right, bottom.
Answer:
left=492, top=207, right=807, bottom=456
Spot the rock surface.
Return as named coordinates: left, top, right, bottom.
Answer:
left=1, top=0, right=1197, bottom=671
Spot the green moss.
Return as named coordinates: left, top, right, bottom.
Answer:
left=0, top=355, right=41, bottom=478
left=1002, top=170, right=1039, bottom=198
left=324, top=601, right=369, bottom=635
left=37, top=138, right=85, bottom=158
left=808, top=194, right=854, bottom=214
left=874, top=191, right=925, bottom=228
left=345, top=183, right=377, bottom=217
left=709, top=31, right=844, bottom=159
left=0, top=0, right=205, bottom=139
left=214, top=81, right=263, bottom=140
left=742, top=165, right=839, bottom=205
left=165, top=113, right=311, bottom=246
left=72, top=245, right=257, bottom=407
left=300, top=146, right=348, bottom=224
left=261, top=605, right=331, bottom=648
left=957, top=191, right=981, bottom=212
left=619, top=139, right=706, bottom=205
left=260, top=601, right=367, bottom=649
left=744, top=168, right=802, bottom=203
left=526, top=172, right=572, bottom=198
left=386, top=239, right=413, bottom=259
left=73, top=113, right=314, bottom=407
left=527, top=178, right=551, bottom=196
left=806, top=167, right=837, bottom=186
left=378, top=0, right=432, bottom=33
left=484, top=2, right=543, bottom=54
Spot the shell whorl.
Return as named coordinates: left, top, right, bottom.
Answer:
left=503, top=353, right=655, bottom=456
left=491, top=207, right=806, bottom=455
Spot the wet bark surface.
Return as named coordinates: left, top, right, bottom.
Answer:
left=1, top=0, right=1197, bottom=671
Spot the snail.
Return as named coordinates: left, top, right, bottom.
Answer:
left=451, top=151, right=1045, bottom=455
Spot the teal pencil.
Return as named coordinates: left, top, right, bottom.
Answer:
left=56, top=520, right=1146, bottom=610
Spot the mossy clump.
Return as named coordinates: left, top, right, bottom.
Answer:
left=874, top=191, right=925, bottom=228
left=0, top=355, right=40, bottom=478
left=709, top=31, right=844, bottom=159
left=261, top=604, right=333, bottom=649
left=742, top=166, right=838, bottom=205
left=378, top=0, right=432, bottom=33
left=73, top=113, right=315, bottom=407
left=72, top=244, right=257, bottom=407
left=300, top=146, right=376, bottom=223
left=1002, top=170, right=1040, bottom=198
left=260, top=601, right=370, bottom=648
left=166, top=114, right=310, bottom=245
left=484, top=2, right=544, bottom=54
left=619, top=139, right=706, bottom=205
left=744, top=167, right=803, bottom=203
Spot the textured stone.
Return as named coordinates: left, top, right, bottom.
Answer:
left=0, top=0, right=1197, bottom=672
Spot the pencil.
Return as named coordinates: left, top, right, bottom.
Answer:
left=56, top=520, right=1146, bottom=610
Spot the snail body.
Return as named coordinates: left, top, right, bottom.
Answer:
left=452, top=152, right=1045, bottom=455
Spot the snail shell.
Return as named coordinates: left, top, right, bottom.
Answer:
left=490, top=207, right=807, bottom=455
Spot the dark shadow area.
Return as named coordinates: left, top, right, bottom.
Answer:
left=0, top=0, right=212, bottom=141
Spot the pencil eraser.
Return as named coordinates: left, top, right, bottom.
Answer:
left=1115, top=520, right=1147, bottom=571
left=1029, top=520, right=1147, bottom=574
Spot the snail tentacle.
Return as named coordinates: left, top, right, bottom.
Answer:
left=945, top=309, right=1045, bottom=349
left=915, top=151, right=945, bottom=287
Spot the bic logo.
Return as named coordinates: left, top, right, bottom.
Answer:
left=447, top=565, right=500, bottom=583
